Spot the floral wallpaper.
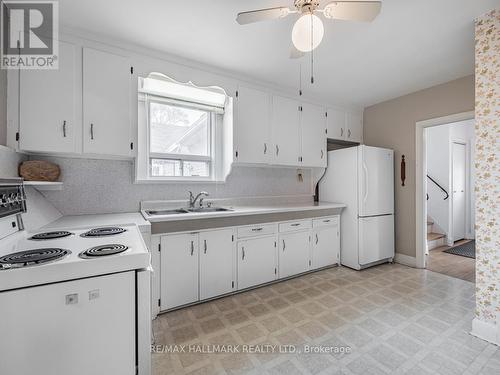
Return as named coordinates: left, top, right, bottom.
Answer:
left=474, top=8, right=499, bottom=326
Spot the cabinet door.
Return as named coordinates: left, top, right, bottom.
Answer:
left=199, top=229, right=235, bottom=300
left=300, top=103, right=327, bottom=167
left=346, top=112, right=363, bottom=143
left=160, top=233, right=199, bottom=310
left=237, top=236, right=277, bottom=290
left=326, top=108, right=346, bottom=141
left=19, top=41, right=77, bottom=153
left=235, top=86, right=270, bottom=164
left=271, top=95, right=301, bottom=165
left=278, top=231, right=310, bottom=278
left=312, top=225, right=340, bottom=269
left=83, top=48, right=131, bottom=157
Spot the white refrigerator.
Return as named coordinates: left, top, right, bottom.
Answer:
left=319, top=145, right=394, bottom=270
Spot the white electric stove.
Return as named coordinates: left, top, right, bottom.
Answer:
left=0, top=178, right=152, bottom=375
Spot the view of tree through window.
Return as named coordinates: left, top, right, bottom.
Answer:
left=149, top=101, right=211, bottom=177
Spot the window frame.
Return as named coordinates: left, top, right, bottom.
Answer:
left=145, top=95, right=216, bottom=181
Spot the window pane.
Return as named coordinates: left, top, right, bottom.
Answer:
left=150, top=102, right=209, bottom=156
left=183, top=161, right=210, bottom=177
left=150, top=159, right=181, bottom=177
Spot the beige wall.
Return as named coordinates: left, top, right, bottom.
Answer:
left=0, top=69, right=6, bottom=146
left=363, top=75, right=475, bottom=258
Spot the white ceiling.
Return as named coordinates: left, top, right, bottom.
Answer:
left=59, top=0, right=500, bottom=108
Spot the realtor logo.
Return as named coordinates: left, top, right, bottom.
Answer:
left=1, top=0, right=59, bottom=69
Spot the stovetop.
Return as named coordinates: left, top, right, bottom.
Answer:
left=0, top=224, right=150, bottom=291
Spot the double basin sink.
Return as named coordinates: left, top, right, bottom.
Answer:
left=146, top=207, right=233, bottom=216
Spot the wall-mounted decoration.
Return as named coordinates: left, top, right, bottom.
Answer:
left=401, top=155, right=406, bottom=186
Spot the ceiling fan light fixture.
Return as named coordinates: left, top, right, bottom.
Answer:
left=291, top=13, right=324, bottom=52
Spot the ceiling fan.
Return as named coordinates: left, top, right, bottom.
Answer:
left=237, top=1, right=382, bottom=57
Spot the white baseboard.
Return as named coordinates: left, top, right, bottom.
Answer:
left=394, top=253, right=417, bottom=268
left=471, top=318, right=500, bottom=346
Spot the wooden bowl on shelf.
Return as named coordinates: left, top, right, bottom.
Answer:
left=19, top=160, right=61, bottom=182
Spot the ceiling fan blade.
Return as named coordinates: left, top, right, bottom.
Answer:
left=290, top=45, right=305, bottom=59
left=322, top=1, right=382, bottom=22
left=236, top=7, right=292, bottom=25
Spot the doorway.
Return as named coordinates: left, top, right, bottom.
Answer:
left=415, top=112, right=475, bottom=282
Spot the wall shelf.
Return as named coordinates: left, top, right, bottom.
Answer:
left=23, top=181, right=63, bottom=191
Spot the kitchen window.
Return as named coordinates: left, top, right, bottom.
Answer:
left=136, top=73, right=232, bottom=182
left=148, top=101, right=213, bottom=178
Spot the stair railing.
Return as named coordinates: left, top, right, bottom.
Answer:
left=426, top=175, right=449, bottom=200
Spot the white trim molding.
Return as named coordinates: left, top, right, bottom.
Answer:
left=394, top=253, right=417, bottom=268
left=415, top=111, right=474, bottom=269
left=471, top=318, right=500, bottom=346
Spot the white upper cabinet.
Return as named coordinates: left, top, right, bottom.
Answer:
left=19, top=41, right=77, bottom=153
left=326, top=108, right=346, bottom=141
left=271, top=95, right=301, bottom=165
left=83, top=48, right=132, bottom=157
left=300, top=102, right=327, bottom=168
left=346, top=112, right=363, bottom=143
left=234, top=86, right=270, bottom=164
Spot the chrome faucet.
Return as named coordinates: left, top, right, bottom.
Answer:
left=188, top=191, right=209, bottom=208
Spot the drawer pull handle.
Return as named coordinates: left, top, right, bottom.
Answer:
left=251, top=228, right=263, bottom=232
left=323, top=219, right=331, bottom=223
left=291, top=223, right=301, bottom=227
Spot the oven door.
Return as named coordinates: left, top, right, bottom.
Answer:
left=0, top=271, right=136, bottom=375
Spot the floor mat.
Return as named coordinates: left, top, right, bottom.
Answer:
left=443, top=240, right=475, bottom=259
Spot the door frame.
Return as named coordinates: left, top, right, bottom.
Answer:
left=415, top=111, right=474, bottom=269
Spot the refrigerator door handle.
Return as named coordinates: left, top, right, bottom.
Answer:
left=363, top=162, right=369, bottom=203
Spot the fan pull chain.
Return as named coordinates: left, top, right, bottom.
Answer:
left=310, top=12, right=314, bottom=84
left=299, top=64, right=303, bottom=96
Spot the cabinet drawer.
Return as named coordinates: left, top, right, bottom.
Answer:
left=279, top=219, right=312, bottom=233
left=313, top=216, right=339, bottom=228
left=237, top=223, right=276, bottom=238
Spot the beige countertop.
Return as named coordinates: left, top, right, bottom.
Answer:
left=142, top=201, right=346, bottom=223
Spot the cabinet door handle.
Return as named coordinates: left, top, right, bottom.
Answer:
left=276, top=145, right=279, bottom=156
left=190, top=241, right=194, bottom=256
left=90, top=123, right=94, bottom=140
left=341, top=128, right=344, bottom=137
left=204, top=239, right=207, bottom=254
left=321, top=149, right=324, bottom=159
left=63, top=120, right=67, bottom=138
left=348, top=129, right=351, bottom=138
left=242, top=247, right=245, bottom=260
left=251, top=227, right=263, bottom=232
left=282, top=239, right=286, bottom=251
left=264, top=143, right=267, bottom=154
left=316, top=233, right=319, bottom=244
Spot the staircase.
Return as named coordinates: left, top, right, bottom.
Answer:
left=427, top=219, right=446, bottom=251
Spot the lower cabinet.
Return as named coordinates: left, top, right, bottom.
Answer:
left=199, top=229, right=235, bottom=300
left=278, top=231, right=311, bottom=278
left=158, top=215, right=340, bottom=311
left=237, top=236, right=277, bottom=290
left=312, top=224, right=340, bottom=270
left=160, top=233, right=199, bottom=310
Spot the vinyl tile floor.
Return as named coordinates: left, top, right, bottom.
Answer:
left=427, top=240, right=475, bottom=282
left=152, top=264, right=498, bottom=375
